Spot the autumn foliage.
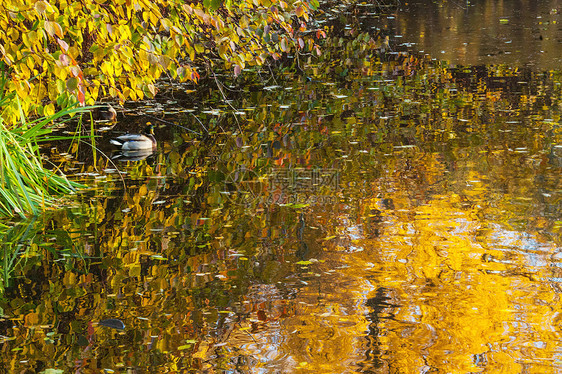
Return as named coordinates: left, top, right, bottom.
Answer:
left=0, top=0, right=320, bottom=125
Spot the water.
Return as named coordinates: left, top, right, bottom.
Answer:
left=1, top=1, right=562, bottom=372
left=397, top=0, right=562, bottom=69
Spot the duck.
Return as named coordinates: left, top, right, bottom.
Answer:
left=92, top=104, right=117, bottom=122
left=110, top=124, right=157, bottom=151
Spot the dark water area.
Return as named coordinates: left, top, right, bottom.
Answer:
left=396, top=0, right=562, bottom=70
left=1, top=1, right=562, bottom=373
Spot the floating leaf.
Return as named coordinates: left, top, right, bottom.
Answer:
left=98, top=319, right=125, bottom=330
left=280, top=38, right=287, bottom=52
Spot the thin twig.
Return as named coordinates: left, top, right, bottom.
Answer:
left=77, top=139, right=127, bottom=188
left=144, top=114, right=205, bottom=135
left=211, top=70, right=243, bottom=135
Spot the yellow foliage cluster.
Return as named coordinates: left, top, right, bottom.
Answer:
left=0, top=0, right=319, bottom=125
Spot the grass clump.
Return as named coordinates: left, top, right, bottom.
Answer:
left=0, top=99, right=87, bottom=218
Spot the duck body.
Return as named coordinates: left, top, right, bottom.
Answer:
left=92, top=104, right=117, bottom=122
left=110, top=125, right=157, bottom=151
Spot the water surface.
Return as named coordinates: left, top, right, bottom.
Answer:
left=1, top=2, right=562, bottom=373
left=397, top=0, right=562, bottom=69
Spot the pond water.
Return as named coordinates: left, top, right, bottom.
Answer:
left=1, top=1, right=562, bottom=373
left=396, top=0, right=562, bottom=69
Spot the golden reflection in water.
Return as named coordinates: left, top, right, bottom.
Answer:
left=213, top=150, right=561, bottom=373
left=3, top=44, right=562, bottom=372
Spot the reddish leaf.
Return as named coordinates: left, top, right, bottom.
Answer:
left=59, top=54, right=71, bottom=66
left=70, top=66, right=82, bottom=78
left=77, top=85, right=85, bottom=104
left=257, top=310, right=267, bottom=321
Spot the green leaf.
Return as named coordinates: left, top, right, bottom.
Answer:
left=210, top=0, right=222, bottom=11
left=66, top=77, right=78, bottom=91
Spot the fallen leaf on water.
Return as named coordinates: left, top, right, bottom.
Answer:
left=98, top=319, right=125, bottom=330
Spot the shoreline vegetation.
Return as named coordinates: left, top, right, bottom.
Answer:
left=0, top=0, right=328, bottom=217
left=0, top=95, right=88, bottom=218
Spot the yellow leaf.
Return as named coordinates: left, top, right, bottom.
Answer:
left=159, top=55, right=171, bottom=69
left=129, top=88, right=137, bottom=100
left=147, top=83, right=156, bottom=97
left=114, top=61, right=123, bottom=77
left=8, top=29, right=19, bottom=41
left=149, top=11, right=158, bottom=26
left=160, top=18, right=171, bottom=32
left=138, top=184, right=147, bottom=196
left=218, top=43, right=227, bottom=58
left=34, top=1, right=49, bottom=15
left=147, top=52, right=158, bottom=66
left=280, top=38, right=287, bottom=52
left=44, top=21, right=63, bottom=38
left=68, top=46, right=80, bottom=59
left=188, top=46, right=195, bottom=62
left=22, top=33, right=31, bottom=49
left=101, top=61, right=114, bottom=76
left=44, top=103, right=55, bottom=116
